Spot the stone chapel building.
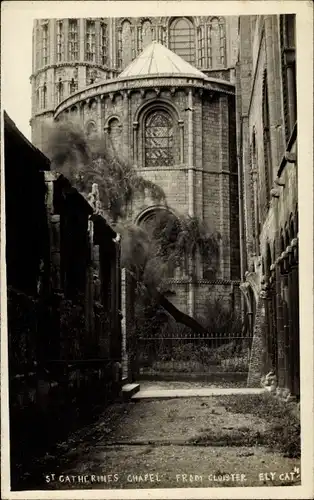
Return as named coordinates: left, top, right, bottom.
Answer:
left=30, top=17, right=241, bottom=317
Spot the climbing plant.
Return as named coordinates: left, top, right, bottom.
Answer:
left=46, top=122, right=222, bottom=333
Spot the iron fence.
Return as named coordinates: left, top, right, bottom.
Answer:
left=133, top=332, right=252, bottom=379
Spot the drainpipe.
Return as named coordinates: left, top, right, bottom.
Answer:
left=187, top=89, right=195, bottom=317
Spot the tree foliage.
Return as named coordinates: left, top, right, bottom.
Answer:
left=46, top=122, right=221, bottom=291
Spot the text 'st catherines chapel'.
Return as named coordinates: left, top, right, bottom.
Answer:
left=30, top=17, right=241, bottom=317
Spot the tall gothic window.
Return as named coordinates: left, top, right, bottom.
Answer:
left=263, top=71, right=272, bottom=208
left=145, top=111, right=174, bottom=167
left=169, top=18, right=195, bottom=65
left=197, top=25, right=205, bottom=67
left=208, top=17, right=226, bottom=68
left=86, top=20, right=96, bottom=62
left=121, top=20, right=132, bottom=68
left=68, top=19, right=78, bottom=61
left=142, top=20, right=153, bottom=49
left=42, top=23, right=49, bottom=65
left=57, top=78, right=63, bottom=103
left=56, top=21, right=64, bottom=62
left=280, top=14, right=296, bottom=142
left=100, top=21, right=108, bottom=65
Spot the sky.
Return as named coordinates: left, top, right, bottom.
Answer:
left=0, top=0, right=309, bottom=142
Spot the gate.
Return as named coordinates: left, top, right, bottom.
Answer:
left=133, top=330, right=252, bottom=382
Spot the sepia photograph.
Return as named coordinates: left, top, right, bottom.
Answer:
left=1, top=1, right=313, bottom=499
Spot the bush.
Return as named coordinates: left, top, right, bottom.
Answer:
left=201, top=297, right=243, bottom=335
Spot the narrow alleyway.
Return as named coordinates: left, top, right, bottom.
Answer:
left=19, top=382, right=301, bottom=491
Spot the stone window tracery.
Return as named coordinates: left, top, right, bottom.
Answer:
left=56, top=21, right=64, bottom=62
left=86, top=20, right=96, bottom=62
left=100, top=22, right=108, bottom=65
left=169, top=17, right=195, bottom=65
left=68, top=19, right=78, bottom=61
left=145, top=110, right=174, bottom=167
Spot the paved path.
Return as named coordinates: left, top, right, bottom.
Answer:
left=132, top=387, right=265, bottom=399
left=23, top=387, right=300, bottom=491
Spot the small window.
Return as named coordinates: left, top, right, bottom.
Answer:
left=145, top=110, right=174, bottom=167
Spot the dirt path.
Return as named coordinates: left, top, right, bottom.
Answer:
left=22, top=391, right=301, bottom=491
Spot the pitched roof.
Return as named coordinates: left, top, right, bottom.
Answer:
left=119, top=41, right=208, bottom=79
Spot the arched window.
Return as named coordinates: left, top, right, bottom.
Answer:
left=145, top=110, right=174, bottom=167
left=108, top=118, right=121, bottom=152
left=142, top=20, right=153, bottom=49
left=169, top=17, right=195, bottom=64
left=263, top=71, right=272, bottom=208
left=57, top=78, right=63, bottom=103
left=86, top=121, right=97, bottom=138
left=121, top=20, right=133, bottom=68
left=208, top=17, right=226, bottom=68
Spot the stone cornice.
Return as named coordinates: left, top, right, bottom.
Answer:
left=54, top=75, right=235, bottom=118
left=30, top=61, right=118, bottom=79
left=135, top=166, right=238, bottom=176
